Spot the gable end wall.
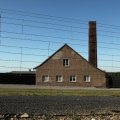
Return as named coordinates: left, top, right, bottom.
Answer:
left=36, top=45, right=106, bottom=87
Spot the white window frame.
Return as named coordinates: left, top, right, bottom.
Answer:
left=63, top=58, right=69, bottom=67
left=42, top=75, right=49, bottom=82
left=56, top=75, right=63, bottom=82
left=69, top=75, right=76, bottom=82
left=84, top=75, right=91, bottom=82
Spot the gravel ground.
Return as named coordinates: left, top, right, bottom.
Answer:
left=0, top=96, right=120, bottom=114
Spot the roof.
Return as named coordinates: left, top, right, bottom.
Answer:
left=34, top=44, right=68, bottom=69
left=34, top=44, right=105, bottom=73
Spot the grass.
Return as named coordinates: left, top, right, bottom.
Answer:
left=0, top=88, right=120, bottom=96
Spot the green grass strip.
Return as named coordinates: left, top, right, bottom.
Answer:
left=0, top=88, right=119, bottom=96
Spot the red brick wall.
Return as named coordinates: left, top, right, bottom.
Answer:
left=36, top=45, right=106, bottom=87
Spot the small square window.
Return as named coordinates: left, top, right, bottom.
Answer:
left=63, top=59, right=69, bottom=67
left=56, top=75, right=62, bottom=82
left=84, top=75, right=91, bottom=82
left=42, top=75, right=49, bottom=82
left=70, top=75, right=76, bottom=82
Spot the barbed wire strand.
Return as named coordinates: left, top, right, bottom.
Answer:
left=1, top=8, right=120, bottom=29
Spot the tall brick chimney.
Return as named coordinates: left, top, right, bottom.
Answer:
left=88, top=21, right=97, bottom=68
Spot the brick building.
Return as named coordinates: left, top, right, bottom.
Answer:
left=35, top=21, right=106, bottom=87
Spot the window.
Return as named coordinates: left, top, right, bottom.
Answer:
left=70, top=75, right=76, bottom=82
left=42, top=75, right=49, bottom=82
left=84, top=75, right=91, bottom=82
left=63, top=59, right=69, bottom=67
left=56, top=75, right=62, bottom=82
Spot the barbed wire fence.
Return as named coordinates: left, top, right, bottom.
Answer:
left=0, top=8, right=120, bottom=118
left=0, top=8, right=120, bottom=73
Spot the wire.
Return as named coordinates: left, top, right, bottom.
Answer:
left=2, top=16, right=120, bottom=34
left=99, top=53, right=120, bottom=57
left=0, top=65, right=30, bottom=70
left=2, top=35, right=120, bottom=49
left=1, top=8, right=120, bottom=73
left=1, top=57, right=120, bottom=64
left=1, top=44, right=55, bottom=51
left=0, top=50, right=48, bottom=57
left=2, top=30, right=120, bottom=48
left=0, top=58, right=40, bottom=63
left=0, top=8, right=88, bottom=24
left=1, top=8, right=120, bottom=29
left=99, top=59, right=120, bottom=63
left=1, top=38, right=120, bottom=53
left=1, top=30, right=87, bottom=41
left=99, top=66, right=120, bottom=69
left=1, top=21, right=87, bottom=34
left=0, top=43, right=87, bottom=51
left=2, top=16, right=87, bottom=30
left=1, top=18, right=120, bottom=37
